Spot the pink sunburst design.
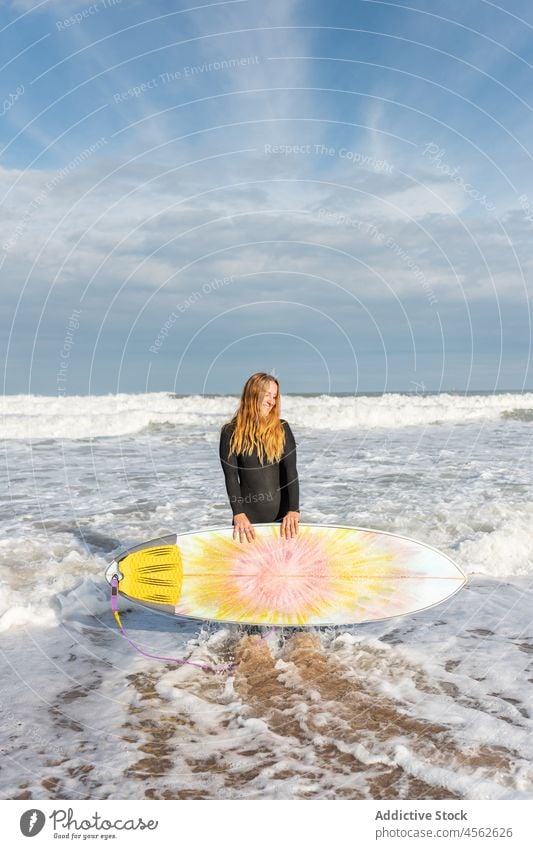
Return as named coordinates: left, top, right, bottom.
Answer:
left=227, top=532, right=336, bottom=616
left=178, top=525, right=439, bottom=625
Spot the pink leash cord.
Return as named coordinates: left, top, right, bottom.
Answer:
left=110, top=575, right=274, bottom=673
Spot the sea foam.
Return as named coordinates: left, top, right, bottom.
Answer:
left=2, top=391, right=533, bottom=439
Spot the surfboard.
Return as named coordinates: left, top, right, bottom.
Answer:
left=104, top=523, right=466, bottom=627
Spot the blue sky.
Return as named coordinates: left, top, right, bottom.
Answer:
left=1, top=0, right=533, bottom=394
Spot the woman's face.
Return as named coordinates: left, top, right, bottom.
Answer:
left=259, top=380, right=278, bottom=417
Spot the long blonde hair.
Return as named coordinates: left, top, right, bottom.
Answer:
left=226, top=372, right=285, bottom=464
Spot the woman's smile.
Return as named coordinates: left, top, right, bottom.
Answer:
left=261, top=381, right=278, bottom=415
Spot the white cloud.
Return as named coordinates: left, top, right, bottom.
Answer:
left=1, top=145, right=531, bottom=321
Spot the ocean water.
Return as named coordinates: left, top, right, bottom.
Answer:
left=1, top=391, right=533, bottom=800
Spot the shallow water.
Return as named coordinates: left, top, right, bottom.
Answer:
left=1, top=392, right=533, bottom=799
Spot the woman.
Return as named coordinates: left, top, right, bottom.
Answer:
left=219, top=372, right=300, bottom=543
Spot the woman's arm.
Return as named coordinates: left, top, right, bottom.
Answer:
left=280, top=421, right=300, bottom=538
left=219, top=424, right=244, bottom=516
left=281, top=420, right=300, bottom=512
left=219, top=424, right=256, bottom=542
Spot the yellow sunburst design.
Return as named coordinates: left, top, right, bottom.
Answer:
left=177, top=526, right=415, bottom=625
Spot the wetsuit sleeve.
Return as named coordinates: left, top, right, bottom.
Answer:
left=281, top=421, right=300, bottom=512
left=219, top=424, right=244, bottom=516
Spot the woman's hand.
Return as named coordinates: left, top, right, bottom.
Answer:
left=281, top=510, right=300, bottom=539
left=232, top=512, right=256, bottom=543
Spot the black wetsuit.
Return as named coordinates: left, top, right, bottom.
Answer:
left=219, top=419, right=300, bottom=523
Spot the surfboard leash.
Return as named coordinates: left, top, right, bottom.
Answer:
left=110, top=575, right=236, bottom=674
